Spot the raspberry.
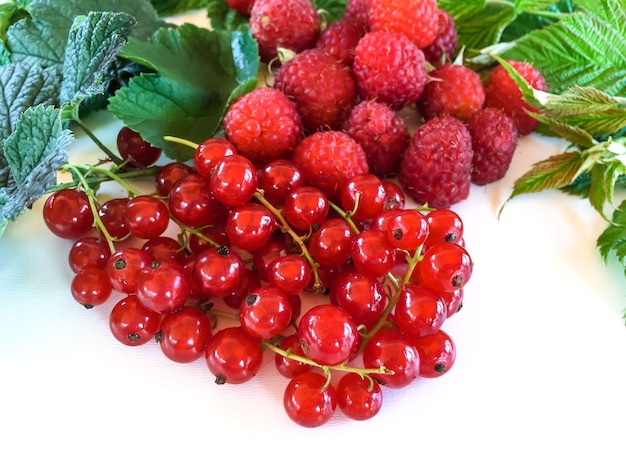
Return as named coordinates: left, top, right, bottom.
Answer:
left=368, top=0, right=439, bottom=49
left=274, top=49, right=357, bottom=131
left=422, top=9, right=458, bottom=67
left=344, top=0, right=372, bottom=32
left=417, top=63, right=485, bottom=121
left=291, top=130, right=369, bottom=200
left=316, top=18, right=364, bottom=67
left=484, top=59, right=547, bottom=136
left=249, top=0, right=320, bottom=62
left=342, top=100, right=409, bottom=178
left=223, top=87, right=304, bottom=165
left=353, top=30, right=427, bottom=110
left=467, top=107, right=519, bottom=185
left=399, top=116, right=473, bottom=208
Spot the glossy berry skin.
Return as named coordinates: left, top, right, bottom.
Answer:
left=168, top=174, right=219, bottom=227
left=117, top=127, right=162, bottom=168
left=283, top=186, right=329, bottom=232
left=210, top=155, right=258, bottom=207
left=193, top=137, right=237, bottom=179
left=106, top=247, right=153, bottom=294
left=193, top=246, right=245, bottom=298
left=362, top=329, right=421, bottom=388
left=411, top=329, right=456, bottom=378
left=298, top=304, right=359, bottom=366
left=155, top=162, right=195, bottom=197
left=330, top=270, right=386, bottom=330
left=70, top=266, right=112, bottom=308
left=340, top=173, right=387, bottom=221
left=125, top=196, right=170, bottom=240
left=135, top=260, right=190, bottom=314
left=418, top=242, right=473, bottom=292
left=392, top=284, right=447, bottom=338
left=205, top=326, right=264, bottom=384
left=267, top=254, right=312, bottom=295
left=223, top=268, right=262, bottom=310
left=68, top=236, right=111, bottom=273
left=252, top=239, right=289, bottom=282
left=98, top=197, right=130, bottom=240
left=225, top=203, right=277, bottom=252
left=336, top=372, right=383, bottom=421
left=274, top=334, right=313, bottom=378
left=109, top=295, right=162, bottom=346
left=141, top=236, right=186, bottom=265
left=308, top=218, right=354, bottom=268
left=158, top=306, right=213, bottom=363
left=43, top=188, right=94, bottom=239
left=386, top=209, right=429, bottom=251
left=350, top=229, right=397, bottom=278
left=239, top=286, right=292, bottom=339
left=283, top=371, right=337, bottom=428
left=425, top=208, right=464, bottom=247
left=257, top=159, right=305, bottom=207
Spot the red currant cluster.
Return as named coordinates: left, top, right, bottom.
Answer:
left=42, top=127, right=472, bottom=428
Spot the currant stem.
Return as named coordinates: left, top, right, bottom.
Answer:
left=74, top=119, right=124, bottom=166
left=328, top=199, right=361, bottom=235
left=163, top=135, right=200, bottom=150
left=253, top=191, right=324, bottom=292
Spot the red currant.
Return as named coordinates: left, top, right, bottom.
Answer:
left=283, top=186, right=329, bottom=232
left=70, top=266, right=113, bottom=308
left=210, top=154, right=258, bottom=207
left=68, top=236, right=111, bottom=273
left=193, top=246, right=245, bottom=298
left=239, top=286, right=292, bottom=339
left=418, top=242, right=473, bottom=292
left=43, top=188, right=94, bottom=239
left=336, top=372, right=383, bottom=421
left=158, top=306, right=213, bottom=363
left=109, top=294, right=162, bottom=346
left=362, top=329, right=420, bottom=388
left=98, top=197, right=130, bottom=240
left=307, top=218, right=354, bottom=268
left=106, top=247, right=153, bottom=294
left=155, top=162, right=195, bottom=197
left=193, top=137, right=237, bottom=179
left=225, top=203, right=277, bottom=252
left=391, top=284, right=447, bottom=338
left=350, top=229, right=397, bottom=278
left=117, top=127, right=162, bottom=168
left=125, top=195, right=170, bottom=240
left=411, top=329, right=456, bottom=378
left=266, top=254, right=312, bottom=295
left=274, top=334, right=312, bottom=378
left=135, top=260, right=191, bottom=314
left=257, top=159, right=305, bottom=207
left=283, top=372, right=337, bottom=428
left=340, top=173, right=386, bottom=221
left=205, top=326, right=264, bottom=384
left=168, top=174, right=219, bottom=227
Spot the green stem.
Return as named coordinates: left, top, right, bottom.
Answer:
left=61, top=163, right=149, bottom=197
left=177, top=223, right=221, bottom=249
left=328, top=199, right=361, bottom=235
left=163, top=135, right=200, bottom=150
left=74, top=119, right=124, bottom=165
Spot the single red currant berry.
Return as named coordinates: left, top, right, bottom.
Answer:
left=106, top=247, right=153, bottom=294
left=239, top=285, right=292, bottom=339
left=391, top=284, right=447, bottom=338
left=257, top=159, right=305, bottom=207
left=68, top=236, right=111, bottom=273
left=168, top=174, right=219, bottom=227
left=193, top=246, right=245, bottom=298
left=298, top=304, right=359, bottom=366
left=141, top=236, right=186, bottom=265
left=283, top=371, right=337, bottom=428
left=307, top=218, right=354, bottom=268
left=210, top=154, right=258, bottom=207
left=386, top=209, right=429, bottom=251
left=117, top=127, right=162, bottom=167
left=350, top=229, right=397, bottom=277
left=425, top=208, right=464, bottom=247
left=418, top=242, right=473, bottom=292
left=382, top=180, right=405, bottom=209
left=109, top=294, right=162, bottom=346
left=125, top=195, right=170, bottom=240
left=362, top=329, right=420, bottom=388
left=336, top=372, right=383, bottom=421
left=43, top=188, right=94, bottom=239
left=193, top=137, right=237, bottom=179
left=98, top=197, right=130, bottom=240
left=205, top=326, right=264, bottom=384
left=158, top=306, right=213, bottom=363
left=155, top=162, right=195, bottom=197
left=225, top=203, right=277, bottom=252
left=267, top=254, right=312, bottom=295
left=70, top=266, right=113, bottom=308
left=340, top=173, right=387, bottom=221
left=274, top=334, right=312, bottom=378
left=223, top=268, right=262, bottom=310
left=411, top=328, right=456, bottom=378
left=440, top=287, right=464, bottom=318
left=329, top=270, right=386, bottom=330
left=283, top=186, right=330, bottom=232
left=135, top=260, right=190, bottom=314
left=251, top=239, right=288, bottom=282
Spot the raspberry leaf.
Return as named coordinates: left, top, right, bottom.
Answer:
left=108, top=23, right=259, bottom=161
left=597, top=199, right=626, bottom=269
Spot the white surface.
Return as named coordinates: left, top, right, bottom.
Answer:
left=2, top=14, right=626, bottom=470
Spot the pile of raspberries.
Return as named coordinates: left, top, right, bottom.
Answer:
left=222, top=0, right=548, bottom=208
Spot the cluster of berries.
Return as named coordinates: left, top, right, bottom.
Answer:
left=42, top=125, right=472, bottom=427
left=223, top=0, right=547, bottom=208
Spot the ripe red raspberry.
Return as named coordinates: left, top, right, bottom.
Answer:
left=467, top=107, right=519, bottom=185
left=353, top=30, right=427, bottom=110
left=223, top=87, right=303, bottom=164
left=368, top=0, right=439, bottom=49
left=274, top=49, right=357, bottom=131
left=225, top=0, right=254, bottom=15
left=291, top=130, right=369, bottom=200
left=316, top=18, right=364, bottom=67
left=344, top=0, right=372, bottom=32
left=422, top=9, right=458, bottom=67
left=342, top=100, right=409, bottom=178
left=249, top=0, right=320, bottom=62
left=484, top=59, right=547, bottom=136
left=417, top=63, right=485, bottom=121
left=399, top=116, right=473, bottom=208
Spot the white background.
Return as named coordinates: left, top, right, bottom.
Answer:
left=1, top=10, right=625, bottom=470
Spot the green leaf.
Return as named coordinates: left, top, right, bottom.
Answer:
left=437, top=0, right=486, bottom=21
left=108, top=23, right=259, bottom=161
left=60, top=11, right=136, bottom=105
left=0, top=62, right=60, bottom=143
left=455, top=4, right=517, bottom=50
left=0, top=104, right=74, bottom=231
left=531, top=113, right=596, bottom=148
left=6, top=16, right=66, bottom=67
left=597, top=199, right=626, bottom=271
left=314, top=0, right=348, bottom=23
left=205, top=0, right=249, bottom=31
left=504, top=3, right=626, bottom=96
left=149, top=0, right=212, bottom=16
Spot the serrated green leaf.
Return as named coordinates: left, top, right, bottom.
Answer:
left=437, top=0, right=486, bottom=21
left=108, top=23, right=259, bottom=161
left=456, top=5, right=517, bottom=50
left=597, top=199, right=626, bottom=269
left=531, top=113, right=596, bottom=147
left=0, top=62, right=60, bottom=143
left=149, top=0, right=212, bottom=16
left=60, top=11, right=135, bottom=105
left=205, top=0, right=249, bottom=32
left=493, top=55, right=544, bottom=108
left=6, top=17, right=66, bottom=67
left=0, top=104, right=74, bottom=229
